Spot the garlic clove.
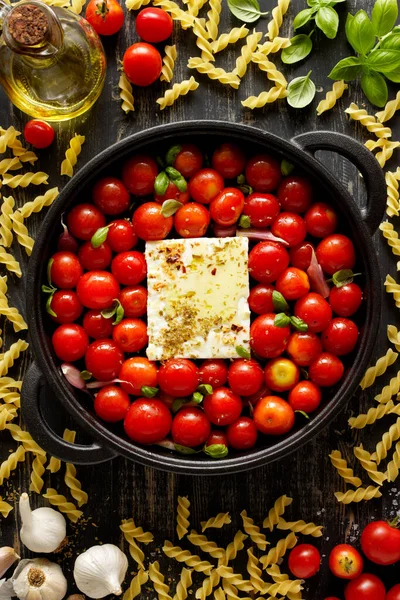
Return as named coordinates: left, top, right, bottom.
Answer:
left=73, top=544, right=128, bottom=599
left=12, top=558, right=67, bottom=600
left=0, top=548, right=19, bottom=578
left=19, top=493, right=67, bottom=554
left=0, top=578, right=14, bottom=600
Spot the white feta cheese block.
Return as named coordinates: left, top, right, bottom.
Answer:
left=145, top=237, right=250, bottom=361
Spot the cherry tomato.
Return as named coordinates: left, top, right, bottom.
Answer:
left=120, top=357, right=158, bottom=395
left=294, top=293, right=332, bottom=333
left=188, top=168, right=224, bottom=204
left=324, top=598, right=341, bottom=600
left=288, top=544, right=321, bottom=579
left=361, top=521, right=400, bottom=565
left=289, top=242, right=314, bottom=271
left=123, top=43, right=162, bottom=86
left=387, top=584, right=400, bottom=600
left=210, top=188, right=245, bottom=226
left=50, top=290, right=83, bottom=324
left=206, top=430, right=228, bottom=448
left=309, top=352, right=344, bottom=387
left=52, top=324, right=88, bottom=362
left=158, top=359, right=200, bottom=397
left=322, top=318, right=359, bottom=356
left=242, top=192, right=280, bottom=228
left=171, top=407, right=211, bottom=447
left=226, top=417, right=258, bottom=450
left=124, top=398, right=172, bottom=444
left=85, top=339, right=124, bottom=380
left=253, top=396, right=295, bottom=435
left=211, top=143, right=246, bottom=179
left=276, top=267, right=310, bottom=301
left=251, top=313, right=290, bottom=358
left=305, top=202, right=338, bottom=237
left=112, top=318, right=148, bottom=353
left=199, top=359, right=228, bottom=388
left=287, top=332, right=323, bottom=367
left=228, top=359, right=264, bottom=396
left=77, top=271, right=120, bottom=309
left=245, top=154, right=281, bottom=192
left=83, top=310, right=113, bottom=339
left=248, top=284, right=275, bottom=315
left=329, top=283, right=363, bottom=317
left=67, top=204, right=106, bottom=241
left=174, top=203, right=210, bottom=238
left=122, top=155, right=158, bottom=196
left=316, top=234, right=356, bottom=276
left=203, top=387, right=242, bottom=426
left=92, top=177, right=130, bottom=215
left=94, top=385, right=130, bottom=422
left=271, top=212, right=307, bottom=247
left=132, top=201, right=173, bottom=241
left=345, top=574, right=386, bottom=600
left=329, top=544, right=363, bottom=580
left=85, top=0, right=124, bottom=35
left=24, top=120, right=54, bottom=149
left=248, top=241, right=290, bottom=284
left=50, top=251, right=83, bottom=289
left=135, top=7, right=173, bottom=43
left=288, top=380, right=322, bottom=413
left=119, top=286, right=147, bottom=318
left=78, top=241, right=112, bottom=270
left=107, top=220, right=138, bottom=252
left=111, top=251, right=147, bottom=285
left=154, top=180, right=190, bottom=205
left=173, top=144, right=203, bottom=178
left=278, top=176, right=313, bottom=213
left=264, top=358, right=300, bottom=392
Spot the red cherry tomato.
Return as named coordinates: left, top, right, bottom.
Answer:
left=123, top=43, right=162, bottom=86
left=154, top=180, right=190, bottom=205
left=119, top=357, right=158, bottom=395
left=253, top=396, right=295, bottom=435
left=132, top=201, right=173, bottom=241
left=294, top=293, right=332, bottom=333
left=248, top=284, right=275, bottom=315
left=67, top=204, right=106, bottom=241
left=135, top=7, right=173, bottom=43
left=85, top=0, right=124, bottom=35
left=199, top=359, right=228, bottom=388
left=324, top=598, right=341, bottom=600
left=289, top=242, right=314, bottom=270
left=206, top=430, right=228, bottom=448
left=85, top=339, right=124, bottom=381
left=52, top=324, right=88, bottom=362
left=250, top=313, right=290, bottom=358
left=288, top=544, right=321, bottom=579
left=171, top=407, right=211, bottom=447
left=322, top=318, right=359, bottom=356
left=188, top=168, right=224, bottom=204
left=111, top=251, right=147, bottom=285
left=77, top=271, right=120, bottom=309
left=305, top=202, right=338, bottom=237
left=316, top=234, right=356, bottom=276
left=83, top=310, right=113, bottom=339
left=78, top=241, right=112, bottom=271
left=387, top=584, right=400, bottom=600
left=361, top=521, right=400, bottom=565
left=329, top=283, right=363, bottom=317
left=288, top=380, right=322, bottom=413
left=275, top=267, right=310, bottom=301
left=174, top=203, right=210, bottom=238
left=124, top=398, right=172, bottom=444
left=248, top=241, right=290, bottom=284
left=50, top=290, right=83, bottom=324
left=122, top=155, right=158, bottom=196
left=271, top=212, right=307, bottom=247
left=94, top=385, right=130, bottom=422
left=242, top=192, right=280, bottom=228
left=287, top=332, right=323, bottom=366
left=50, top=252, right=83, bottom=289
left=24, top=120, right=54, bottom=149
left=309, top=352, right=344, bottom=387
left=173, top=144, right=203, bottom=178
left=226, top=417, right=258, bottom=450
left=211, top=143, right=246, bottom=179
left=210, top=188, right=245, bottom=226
left=112, top=318, right=148, bottom=353
left=107, top=220, right=138, bottom=252
left=264, top=358, right=300, bottom=392
left=345, top=574, right=386, bottom=600
left=203, top=387, right=242, bottom=426
left=228, top=359, right=264, bottom=396
left=158, top=359, right=200, bottom=397
left=119, top=286, right=147, bottom=318
left=92, top=177, right=130, bottom=215
left=328, top=544, right=363, bottom=580
left=245, top=154, right=281, bottom=192
left=278, top=176, right=313, bottom=213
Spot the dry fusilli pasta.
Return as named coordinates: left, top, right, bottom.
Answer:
left=263, top=495, right=293, bottom=530
left=246, top=548, right=267, bottom=594
left=123, top=569, right=148, bottom=600
left=118, top=72, right=135, bottom=114
left=224, top=530, right=247, bottom=563
left=211, top=26, right=249, bottom=53
left=0, top=339, right=29, bottom=376
left=163, top=541, right=213, bottom=574
left=192, top=19, right=215, bottom=62
left=187, top=0, right=208, bottom=18
left=61, top=134, right=85, bottom=177
left=153, top=0, right=194, bottom=28
left=376, top=91, right=400, bottom=123
left=213, top=589, right=226, bottom=600
left=188, top=530, right=225, bottom=559
left=177, top=495, right=190, bottom=540
left=334, top=486, right=382, bottom=504
left=201, top=512, right=231, bottom=532
left=0, top=405, right=17, bottom=430
left=0, top=127, right=37, bottom=164
left=257, top=36, right=291, bottom=55
left=348, top=401, right=395, bottom=429
left=2, top=172, right=48, bottom=188
left=267, top=0, right=291, bottom=40
left=149, top=561, right=173, bottom=600
left=385, top=274, right=400, bottom=309
left=0, top=195, right=14, bottom=248
left=121, top=518, right=153, bottom=543
left=47, top=456, right=61, bottom=473
left=264, top=579, right=303, bottom=597
left=18, top=187, right=59, bottom=219
left=0, top=126, right=19, bottom=153
left=365, top=138, right=400, bottom=168
left=251, top=54, right=286, bottom=88
left=360, top=348, right=398, bottom=389
left=242, top=86, right=287, bottom=109
left=43, top=488, right=83, bottom=522
left=233, top=31, right=263, bottom=78
left=0, top=246, right=21, bottom=277
left=205, top=0, right=222, bottom=40
left=277, top=518, right=323, bottom=537
left=0, top=496, right=13, bottom=517
left=380, top=222, right=400, bottom=256
left=157, top=77, right=199, bottom=110
left=388, top=324, right=400, bottom=351
left=69, top=0, right=86, bottom=14
left=29, top=452, right=47, bottom=494
left=221, top=580, right=247, bottom=600
left=0, top=445, right=25, bottom=485
left=10, top=211, right=34, bottom=256
left=216, top=566, right=252, bottom=592
left=126, top=0, right=151, bottom=9
left=161, top=45, right=177, bottom=83
left=121, top=529, right=145, bottom=568
left=0, top=276, right=27, bottom=331
left=354, top=445, right=387, bottom=485
left=195, top=567, right=220, bottom=599
left=240, top=510, right=268, bottom=550
left=371, top=417, right=400, bottom=464
left=0, top=157, right=21, bottom=175
left=173, top=567, right=192, bottom=600
left=375, top=371, right=400, bottom=404
left=259, top=532, right=297, bottom=568
left=385, top=168, right=400, bottom=217
left=317, top=81, right=348, bottom=116
left=386, top=441, right=400, bottom=482
left=65, top=462, right=88, bottom=507
left=187, top=58, right=240, bottom=88
left=6, top=424, right=45, bottom=455
left=345, top=103, right=391, bottom=138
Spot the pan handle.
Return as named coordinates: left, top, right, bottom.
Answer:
left=21, top=362, right=116, bottom=465
left=292, top=130, right=386, bottom=235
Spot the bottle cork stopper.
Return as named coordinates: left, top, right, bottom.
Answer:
left=8, top=4, right=48, bottom=46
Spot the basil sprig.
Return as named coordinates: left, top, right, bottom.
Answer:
left=227, top=0, right=268, bottom=23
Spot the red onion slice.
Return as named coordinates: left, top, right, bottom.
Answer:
left=61, top=363, right=86, bottom=390
left=156, top=439, right=176, bottom=451
left=307, top=249, right=330, bottom=298
left=236, top=229, right=289, bottom=245
left=213, top=224, right=237, bottom=237
left=86, top=379, right=128, bottom=389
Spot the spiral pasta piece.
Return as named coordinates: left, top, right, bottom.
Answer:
left=224, top=530, right=247, bottom=563
left=161, top=45, right=177, bottom=83
left=173, top=567, right=192, bottom=600
left=0, top=377, right=22, bottom=391
left=317, top=81, right=348, bottom=116
left=240, top=510, right=268, bottom=550
left=19, top=187, right=59, bottom=219
left=267, top=0, right=291, bottom=40
left=0, top=276, right=27, bottom=331
left=29, top=452, right=47, bottom=494
left=0, top=444, right=25, bottom=485
left=263, top=495, right=293, bottom=530
left=6, top=424, right=45, bottom=456
left=192, top=20, right=215, bottom=62
left=148, top=562, right=173, bottom=600
left=371, top=417, right=400, bottom=464
left=69, top=0, right=85, bottom=14
left=121, top=518, right=153, bottom=543
left=2, top=172, right=48, bottom=188
left=260, top=532, right=297, bottom=568
left=216, top=566, right=252, bottom=592
left=126, top=0, right=150, bottom=9
left=118, top=72, right=135, bottom=114
left=211, top=26, right=249, bottom=53
left=195, top=567, right=220, bottom=599
left=0, top=339, right=29, bottom=377
left=163, top=541, right=213, bottom=574
left=187, top=58, right=240, bottom=88
left=0, top=246, right=21, bottom=277
left=246, top=548, right=267, bottom=594
left=354, top=445, right=387, bottom=485
left=205, top=0, right=222, bottom=40
left=176, top=495, right=190, bottom=540
left=61, top=134, right=85, bottom=177
left=0, top=126, right=20, bottom=153
left=41, top=0, right=71, bottom=7
left=264, top=579, right=303, bottom=597
left=0, top=496, right=13, bottom=517
left=47, top=456, right=61, bottom=474
left=257, top=36, right=291, bottom=55
left=380, top=222, right=400, bottom=256
left=153, top=0, right=195, bottom=28
left=385, top=169, right=400, bottom=217
left=0, top=404, right=18, bottom=430
left=348, top=401, right=395, bottom=429
left=233, top=31, right=262, bottom=78
left=0, top=388, right=20, bottom=407
left=385, top=441, right=400, bottom=482
left=63, top=429, right=88, bottom=506
left=187, top=0, right=208, bottom=18
left=385, top=274, right=400, bottom=309
left=10, top=211, right=34, bottom=256
left=201, top=512, right=231, bottom=532
left=242, top=86, right=288, bottom=108
left=345, top=103, right=392, bottom=138
left=360, top=348, right=398, bottom=389
left=123, top=569, right=148, bottom=600
left=365, top=138, right=400, bottom=168
left=277, top=518, right=323, bottom=537
left=0, top=128, right=37, bottom=164
left=213, top=589, right=226, bottom=600
left=375, top=371, right=400, bottom=404
left=120, top=522, right=145, bottom=568
left=157, top=77, right=199, bottom=110
left=251, top=54, right=287, bottom=88
left=43, top=488, right=83, bottom=522
left=0, top=196, right=15, bottom=248
left=388, top=325, right=400, bottom=351
left=335, top=486, right=382, bottom=504
left=376, top=91, right=400, bottom=123
left=0, top=157, right=22, bottom=175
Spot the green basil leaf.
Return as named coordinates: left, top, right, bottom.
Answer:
left=315, top=6, right=339, bottom=39
left=175, top=177, right=188, bottom=193
left=204, top=444, right=229, bottom=459
left=172, top=398, right=186, bottom=413
left=237, top=174, right=246, bottom=185
left=80, top=370, right=92, bottom=381
left=328, top=56, right=363, bottom=80
left=239, top=215, right=251, bottom=228
left=101, top=298, right=121, bottom=320
left=290, top=316, right=309, bottom=332
left=192, top=391, right=204, bottom=404
left=154, top=171, right=169, bottom=196
left=274, top=313, right=291, bottom=327
left=165, top=166, right=182, bottom=180
left=236, top=345, right=251, bottom=358
left=238, top=184, right=253, bottom=195
left=174, top=444, right=197, bottom=454
left=345, top=10, right=375, bottom=54
left=384, top=69, right=400, bottom=82
left=272, top=290, right=289, bottom=312
left=161, top=199, right=183, bottom=217
left=141, top=386, right=159, bottom=398
left=227, top=0, right=269, bottom=23
left=91, top=226, right=109, bottom=249
left=287, top=71, right=316, bottom=108
left=361, top=70, right=388, bottom=107
left=332, top=269, right=362, bottom=287
left=113, top=301, right=124, bottom=325
left=47, top=258, right=54, bottom=287
left=197, top=384, right=213, bottom=395
left=380, top=31, right=400, bottom=50
left=46, top=294, right=57, bottom=318
left=372, top=0, right=398, bottom=36
left=367, top=48, right=400, bottom=73
left=165, top=144, right=182, bottom=166
left=295, top=410, right=310, bottom=419
left=281, top=159, right=294, bottom=176
left=281, top=35, right=313, bottom=64
left=293, top=8, right=315, bottom=29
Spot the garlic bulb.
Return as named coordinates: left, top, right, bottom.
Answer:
left=19, top=493, right=66, bottom=553
left=73, top=545, right=128, bottom=599
left=0, top=578, right=14, bottom=600
left=13, top=559, right=67, bottom=600
left=0, top=548, right=19, bottom=578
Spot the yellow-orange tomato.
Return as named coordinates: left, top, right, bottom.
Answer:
left=264, top=358, right=300, bottom=392
left=253, top=396, right=295, bottom=435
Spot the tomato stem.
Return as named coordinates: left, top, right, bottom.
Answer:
left=96, top=0, right=109, bottom=20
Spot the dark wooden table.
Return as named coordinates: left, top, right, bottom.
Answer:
left=1, top=0, right=400, bottom=597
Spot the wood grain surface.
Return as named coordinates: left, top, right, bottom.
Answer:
left=1, top=0, right=400, bottom=597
